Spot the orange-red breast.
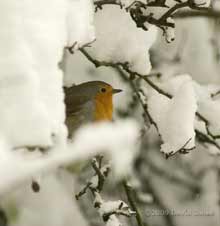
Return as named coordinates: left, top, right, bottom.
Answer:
left=64, top=81, right=122, bottom=137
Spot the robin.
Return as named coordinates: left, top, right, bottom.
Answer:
left=64, top=81, right=122, bottom=137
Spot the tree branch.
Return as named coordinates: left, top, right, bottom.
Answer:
left=78, top=48, right=220, bottom=154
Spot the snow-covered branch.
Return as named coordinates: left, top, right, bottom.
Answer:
left=76, top=157, right=136, bottom=226
left=92, top=0, right=211, bottom=42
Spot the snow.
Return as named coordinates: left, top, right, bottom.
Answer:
left=86, top=6, right=157, bottom=74
left=146, top=73, right=220, bottom=155
left=0, top=120, right=139, bottom=195
left=99, top=200, right=128, bottom=215
left=93, top=192, right=132, bottom=226
left=67, top=0, right=95, bottom=49
left=0, top=0, right=95, bottom=149
left=147, top=75, right=197, bottom=155
left=161, top=74, right=193, bottom=95
left=72, top=120, right=140, bottom=177
left=3, top=172, right=89, bottom=226
left=0, top=0, right=68, bottom=148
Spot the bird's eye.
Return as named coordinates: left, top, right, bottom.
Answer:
left=101, top=88, right=106, bottom=93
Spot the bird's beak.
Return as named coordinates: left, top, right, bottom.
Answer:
left=112, top=88, right=122, bottom=94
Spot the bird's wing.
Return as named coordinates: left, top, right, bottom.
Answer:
left=64, top=89, right=95, bottom=136
left=65, top=94, right=91, bottom=116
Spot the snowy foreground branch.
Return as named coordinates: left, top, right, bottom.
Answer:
left=0, top=120, right=139, bottom=195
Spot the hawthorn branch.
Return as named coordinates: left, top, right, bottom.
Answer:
left=78, top=48, right=220, bottom=153
left=80, top=48, right=171, bottom=97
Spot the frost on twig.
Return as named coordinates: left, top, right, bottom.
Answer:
left=75, top=156, right=136, bottom=225
left=94, top=193, right=136, bottom=222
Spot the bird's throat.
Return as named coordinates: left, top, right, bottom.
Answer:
left=94, top=94, right=113, bottom=121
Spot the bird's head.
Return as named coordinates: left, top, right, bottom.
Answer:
left=79, top=81, right=122, bottom=121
